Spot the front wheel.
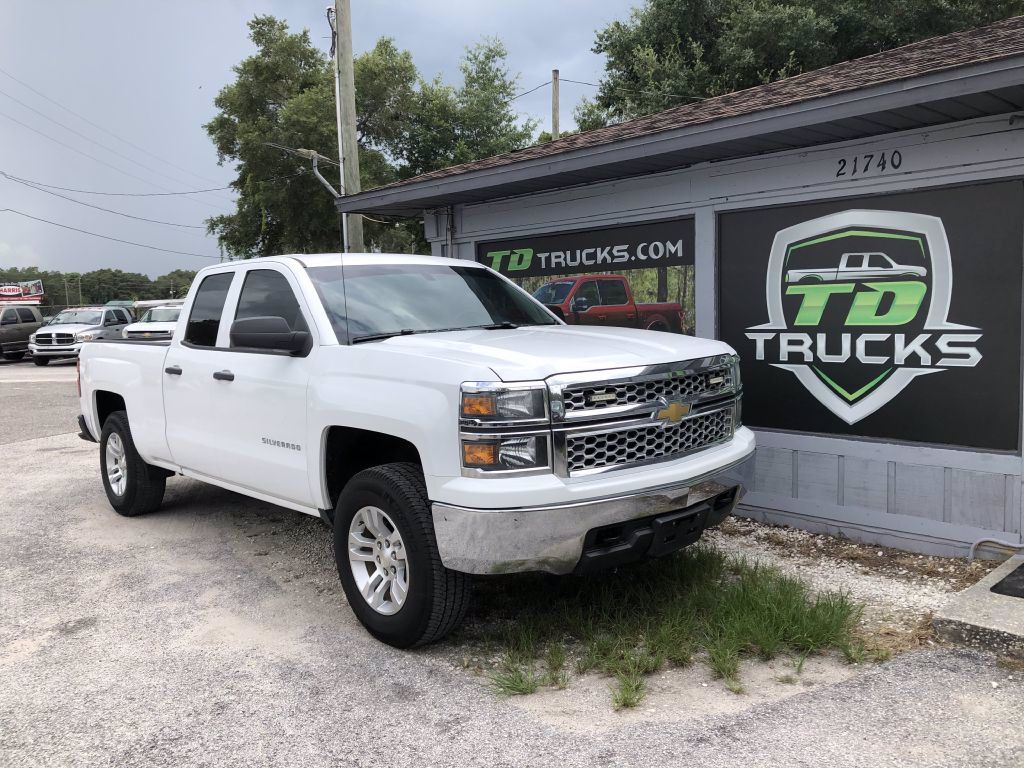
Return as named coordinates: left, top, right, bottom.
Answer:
left=99, top=411, right=167, bottom=516
left=33, top=356, right=49, bottom=366
left=333, top=462, right=470, bottom=648
left=2, top=351, right=25, bottom=361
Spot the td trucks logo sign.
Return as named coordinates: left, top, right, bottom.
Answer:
left=745, top=210, right=981, bottom=424
left=476, top=217, right=694, bottom=278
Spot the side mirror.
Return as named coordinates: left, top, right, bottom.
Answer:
left=571, top=297, right=591, bottom=313
left=230, top=316, right=310, bottom=355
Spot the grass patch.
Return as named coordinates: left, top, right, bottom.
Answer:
left=611, top=671, right=646, bottom=709
left=462, top=546, right=862, bottom=708
left=490, top=656, right=540, bottom=696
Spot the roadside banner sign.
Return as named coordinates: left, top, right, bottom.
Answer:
left=0, top=280, right=44, bottom=305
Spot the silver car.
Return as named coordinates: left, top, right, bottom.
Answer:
left=28, top=306, right=130, bottom=366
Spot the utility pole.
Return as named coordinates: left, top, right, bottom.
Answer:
left=551, top=69, right=560, bottom=139
left=330, top=0, right=364, bottom=253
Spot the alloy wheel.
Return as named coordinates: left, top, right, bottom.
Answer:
left=347, top=506, right=410, bottom=615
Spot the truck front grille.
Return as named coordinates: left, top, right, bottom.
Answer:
left=126, top=330, right=171, bottom=340
left=563, top=365, right=733, bottom=413
left=566, top=407, right=733, bottom=474
left=35, top=333, right=75, bottom=346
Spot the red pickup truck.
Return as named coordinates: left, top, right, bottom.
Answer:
left=532, top=274, right=684, bottom=332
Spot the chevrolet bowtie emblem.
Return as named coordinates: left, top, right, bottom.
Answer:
left=656, top=401, right=691, bottom=423
left=655, top=399, right=688, bottom=423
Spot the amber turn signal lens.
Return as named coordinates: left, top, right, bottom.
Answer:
left=461, top=394, right=497, bottom=417
left=462, top=442, right=498, bottom=466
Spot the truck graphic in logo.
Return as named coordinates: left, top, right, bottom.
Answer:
left=785, top=251, right=927, bottom=283
left=745, top=210, right=982, bottom=424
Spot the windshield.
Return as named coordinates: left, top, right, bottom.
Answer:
left=306, top=263, right=558, bottom=342
left=532, top=281, right=573, bottom=304
left=141, top=307, right=181, bottom=323
left=51, top=310, right=101, bottom=325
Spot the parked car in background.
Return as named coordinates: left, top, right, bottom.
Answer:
left=122, top=304, right=182, bottom=341
left=78, top=254, right=752, bottom=648
left=28, top=306, right=131, bottom=365
left=0, top=305, right=43, bottom=361
left=534, top=274, right=685, bottom=332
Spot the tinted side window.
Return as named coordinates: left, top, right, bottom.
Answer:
left=115, top=309, right=129, bottom=323
left=575, top=281, right=600, bottom=305
left=599, top=280, right=628, bottom=305
left=1, top=308, right=18, bottom=324
left=234, top=270, right=307, bottom=337
left=185, top=272, right=233, bottom=347
left=16, top=307, right=37, bottom=322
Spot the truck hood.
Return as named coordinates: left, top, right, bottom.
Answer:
left=375, top=325, right=734, bottom=381
left=36, top=323, right=98, bottom=335
left=124, top=322, right=176, bottom=333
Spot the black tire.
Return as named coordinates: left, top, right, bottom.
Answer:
left=2, top=352, right=25, bottom=361
left=333, top=462, right=470, bottom=648
left=646, top=321, right=669, bottom=332
left=33, top=356, right=49, bottom=366
left=99, top=410, right=167, bottom=517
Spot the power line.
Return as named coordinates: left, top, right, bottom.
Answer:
left=560, top=77, right=705, bottom=103
left=510, top=80, right=551, bottom=102
left=0, top=169, right=305, bottom=197
left=1, top=171, right=206, bottom=229
left=0, top=208, right=220, bottom=259
left=0, top=64, right=225, bottom=187
left=0, top=85, right=235, bottom=205
left=0, top=108, right=229, bottom=213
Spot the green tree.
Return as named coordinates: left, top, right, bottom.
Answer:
left=205, top=19, right=535, bottom=258
left=582, top=0, right=1024, bottom=126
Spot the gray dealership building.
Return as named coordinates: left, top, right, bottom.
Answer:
left=339, top=17, right=1024, bottom=557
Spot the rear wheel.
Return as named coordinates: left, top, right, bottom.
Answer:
left=99, top=411, right=167, bottom=516
left=33, top=356, right=49, bottom=366
left=646, top=321, right=669, bottom=332
left=333, top=462, right=470, bottom=648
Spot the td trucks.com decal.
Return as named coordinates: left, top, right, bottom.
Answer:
left=476, top=217, right=694, bottom=278
left=744, top=209, right=981, bottom=425
left=718, top=182, right=1023, bottom=451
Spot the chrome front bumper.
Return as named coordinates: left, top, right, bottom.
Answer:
left=431, top=453, right=753, bottom=575
left=29, top=343, right=82, bottom=357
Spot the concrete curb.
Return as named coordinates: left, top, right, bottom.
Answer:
left=934, top=556, right=1024, bottom=658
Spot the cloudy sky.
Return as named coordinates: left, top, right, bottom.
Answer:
left=0, top=0, right=631, bottom=278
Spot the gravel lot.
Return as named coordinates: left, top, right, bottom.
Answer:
left=1, top=358, right=1022, bottom=768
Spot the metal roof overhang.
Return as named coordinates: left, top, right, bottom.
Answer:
left=337, top=55, right=1024, bottom=217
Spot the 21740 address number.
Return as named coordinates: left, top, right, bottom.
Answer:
left=835, top=149, right=903, bottom=178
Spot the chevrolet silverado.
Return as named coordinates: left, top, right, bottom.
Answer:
left=78, top=254, right=754, bottom=647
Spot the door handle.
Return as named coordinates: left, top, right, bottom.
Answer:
left=164, top=365, right=182, bottom=376
left=213, top=370, right=234, bottom=382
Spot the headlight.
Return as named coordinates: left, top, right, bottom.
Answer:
left=122, top=328, right=129, bottom=339
left=28, top=333, right=36, bottom=343
left=76, top=331, right=97, bottom=342
left=461, top=434, right=549, bottom=472
left=460, top=382, right=547, bottom=424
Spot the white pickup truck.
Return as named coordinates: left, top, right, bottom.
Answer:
left=78, top=254, right=754, bottom=647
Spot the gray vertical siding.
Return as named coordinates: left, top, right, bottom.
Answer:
left=433, top=114, right=1024, bottom=557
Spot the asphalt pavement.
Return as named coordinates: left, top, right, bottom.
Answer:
left=1, top=358, right=1022, bottom=768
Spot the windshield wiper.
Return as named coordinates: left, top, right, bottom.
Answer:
left=351, top=321, right=548, bottom=344
left=351, top=326, right=479, bottom=344
left=351, top=329, right=418, bottom=344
